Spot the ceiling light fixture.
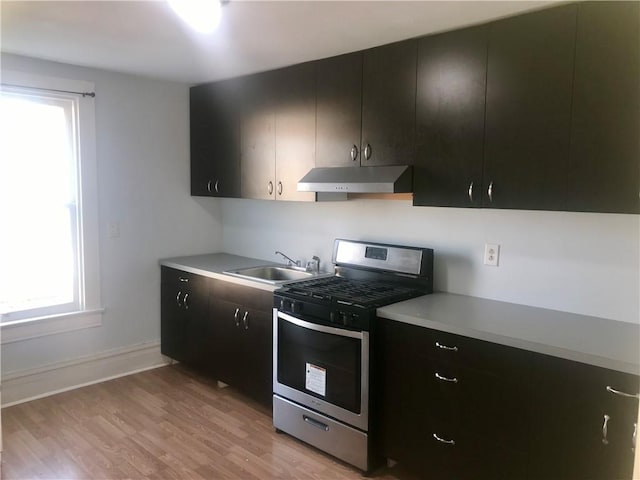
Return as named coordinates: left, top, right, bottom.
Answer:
left=168, top=0, right=223, bottom=34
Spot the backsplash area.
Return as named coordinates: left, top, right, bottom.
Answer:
left=221, top=198, right=639, bottom=324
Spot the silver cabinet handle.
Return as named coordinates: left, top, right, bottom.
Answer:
left=633, top=422, right=637, bottom=452
left=602, top=414, right=610, bottom=445
left=435, top=341, right=458, bottom=352
left=277, top=181, right=283, bottom=196
left=214, top=180, right=219, bottom=193
left=435, top=373, right=458, bottom=383
left=488, top=181, right=493, bottom=203
left=182, top=293, right=189, bottom=310
left=350, top=145, right=359, bottom=162
left=363, top=143, right=372, bottom=160
left=242, top=311, right=249, bottom=330
left=268, top=181, right=274, bottom=195
left=433, top=433, right=455, bottom=445
left=468, top=181, right=474, bottom=203
left=178, top=277, right=189, bottom=283
left=234, top=308, right=240, bottom=327
left=207, top=179, right=213, bottom=192
left=176, top=291, right=183, bottom=308
left=606, top=386, right=640, bottom=399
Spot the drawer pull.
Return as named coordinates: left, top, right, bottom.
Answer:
left=435, top=373, right=458, bottom=383
left=433, top=433, right=455, bottom=445
left=606, top=386, right=640, bottom=399
left=303, top=415, right=329, bottom=432
left=178, top=277, right=189, bottom=283
left=435, top=341, right=458, bottom=352
left=602, top=414, right=610, bottom=445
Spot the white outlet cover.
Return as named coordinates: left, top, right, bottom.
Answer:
left=484, top=243, right=500, bottom=266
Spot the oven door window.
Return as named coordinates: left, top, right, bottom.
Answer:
left=277, top=317, right=362, bottom=414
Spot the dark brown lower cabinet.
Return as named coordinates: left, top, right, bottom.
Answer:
left=209, top=279, right=273, bottom=406
left=160, top=267, right=209, bottom=367
left=378, top=319, right=639, bottom=480
left=528, top=354, right=639, bottom=480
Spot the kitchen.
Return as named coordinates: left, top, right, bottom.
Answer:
left=1, top=1, right=639, bottom=479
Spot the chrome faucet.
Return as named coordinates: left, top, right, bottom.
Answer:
left=275, top=250, right=300, bottom=267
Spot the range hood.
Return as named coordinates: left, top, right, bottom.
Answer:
left=297, top=165, right=412, bottom=194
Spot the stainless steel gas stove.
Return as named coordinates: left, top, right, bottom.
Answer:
left=272, top=239, right=434, bottom=472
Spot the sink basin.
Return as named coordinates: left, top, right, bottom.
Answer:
left=224, top=265, right=327, bottom=285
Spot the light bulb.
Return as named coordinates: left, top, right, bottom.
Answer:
left=168, top=0, right=222, bottom=34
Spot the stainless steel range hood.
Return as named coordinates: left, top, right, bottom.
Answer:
left=297, top=165, right=412, bottom=194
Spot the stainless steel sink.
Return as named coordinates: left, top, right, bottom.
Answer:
left=223, top=265, right=329, bottom=285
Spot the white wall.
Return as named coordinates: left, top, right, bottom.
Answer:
left=221, top=198, right=640, bottom=324
left=1, top=54, right=223, bottom=376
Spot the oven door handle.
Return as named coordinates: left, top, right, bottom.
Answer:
left=277, top=311, right=364, bottom=340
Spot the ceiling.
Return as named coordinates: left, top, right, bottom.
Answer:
left=1, top=1, right=557, bottom=85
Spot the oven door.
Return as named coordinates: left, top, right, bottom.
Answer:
left=273, top=309, right=369, bottom=431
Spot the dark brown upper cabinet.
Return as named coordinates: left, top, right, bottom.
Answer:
left=315, top=52, right=363, bottom=168
left=240, top=71, right=278, bottom=200
left=483, top=4, right=577, bottom=210
left=361, top=39, right=417, bottom=166
left=240, top=64, right=316, bottom=202
left=413, top=26, right=488, bottom=208
left=273, top=62, right=317, bottom=202
left=567, top=1, right=640, bottom=214
left=190, top=79, right=241, bottom=197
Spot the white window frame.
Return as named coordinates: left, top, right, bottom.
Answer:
left=0, top=71, right=103, bottom=344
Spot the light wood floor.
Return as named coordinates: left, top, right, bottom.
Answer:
left=2, top=365, right=404, bottom=480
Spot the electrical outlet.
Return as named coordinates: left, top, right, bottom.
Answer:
left=484, top=243, right=500, bottom=266
left=108, top=222, right=120, bottom=239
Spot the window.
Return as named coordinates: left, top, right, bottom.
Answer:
left=0, top=72, right=101, bottom=342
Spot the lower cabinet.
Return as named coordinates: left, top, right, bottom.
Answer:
left=160, top=267, right=209, bottom=366
left=209, top=279, right=273, bottom=406
left=160, top=268, right=273, bottom=406
left=528, top=354, right=639, bottom=480
left=377, top=319, right=639, bottom=480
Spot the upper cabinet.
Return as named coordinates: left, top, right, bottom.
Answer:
left=413, top=26, right=488, bottom=208
left=361, top=39, right=418, bottom=166
left=567, top=1, right=640, bottom=214
left=189, top=2, right=638, bottom=214
left=240, top=64, right=316, bottom=202
left=315, top=52, right=363, bottom=168
left=190, top=79, right=241, bottom=197
left=483, top=4, right=577, bottom=211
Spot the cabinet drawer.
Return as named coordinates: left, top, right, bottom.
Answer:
left=210, top=278, right=272, bottom=312
left=161, top=266, right=208, bottom=288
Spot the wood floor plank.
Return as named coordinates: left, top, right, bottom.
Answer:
left=2, top=365, right=404, bottom=479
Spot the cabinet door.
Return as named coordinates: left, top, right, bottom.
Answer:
left=208, top=297, right=246, bottom=387
left=274, top=63, right=316, bottom=202
left=484, top=4, right=576, bottom=210
left=529, top=354, right=639, bottom=480
left=160, top=267, right=209, bottom=367
left=361, top=39, right=417, bottom=166
left=567, top=1, right=640, bottom=214
left=240, top=72, right=277, bottom=200
left=414, top=26, right=487, bottom=208
left=190, top=80, right=241, bottom=198
left=315, top=52, right=363, bottom=167
left=237, top=307, right=273, bottom=406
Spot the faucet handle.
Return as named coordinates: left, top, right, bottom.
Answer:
left=306, top=256, right=320, bottom=273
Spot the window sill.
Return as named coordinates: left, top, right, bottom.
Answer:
left=1, top=309, right=104, bottom=344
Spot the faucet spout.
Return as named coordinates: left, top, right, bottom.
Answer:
left=275, top=250, right=300, bottom=267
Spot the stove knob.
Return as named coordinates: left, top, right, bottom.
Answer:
left=330, top=311, right=336, bottom=323
left=340, top=312, right=349, bottom=326
left=291, top=301, right=302, bottom=314
left=280, top=298, right=285, bottom=310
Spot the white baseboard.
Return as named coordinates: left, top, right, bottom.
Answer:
left=1, top=341, right=170, bottom=407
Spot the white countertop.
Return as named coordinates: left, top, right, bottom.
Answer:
left=160, top=253, right=281, bottom=292
left=377, top=293, right=640, bottom=375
